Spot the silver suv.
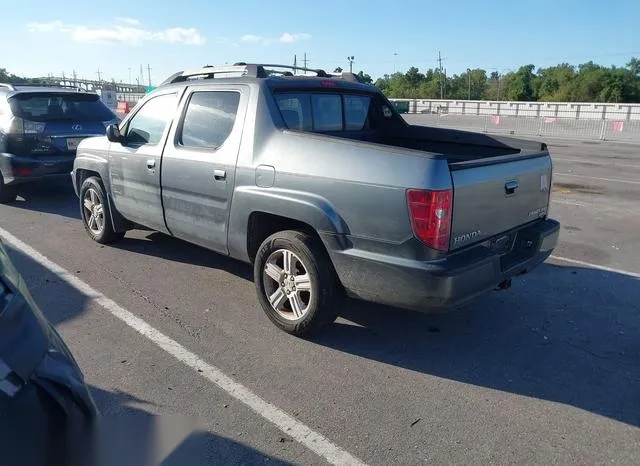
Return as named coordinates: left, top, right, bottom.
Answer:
left=72, top=63, right=559, bottom=336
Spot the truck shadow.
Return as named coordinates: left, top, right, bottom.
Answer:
left=313, top=263, right=640, bottom=427
left=89, top=386, right=293, bottom=466
left=5, top=239, right=639, bottom=429
left=115, top=232, right=253, bottom=281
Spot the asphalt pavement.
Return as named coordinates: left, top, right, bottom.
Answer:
left=0, top=137, right=639, bottom=465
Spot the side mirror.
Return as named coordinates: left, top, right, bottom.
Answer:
left=106, top=124, right=123, bottom=143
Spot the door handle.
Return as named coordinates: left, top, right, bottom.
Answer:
left=505, top=180, right=519, bottom=195
left=146, top=159, right=156, bottom=169
left=213, top=169, right=227, bottom=181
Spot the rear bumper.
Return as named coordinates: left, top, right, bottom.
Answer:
left=0, top=153, right=74, bottom=185
left=330, top=218, right=560, bottom=311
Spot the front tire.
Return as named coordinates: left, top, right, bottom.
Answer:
left=0, top=173, right=18, bottom=204
left=79, top=177, right=125, bottom=244
left=254, top=230, right=340, bottom=337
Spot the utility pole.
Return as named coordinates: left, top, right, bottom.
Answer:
left=444, top=68, right=447, bottom=99
left=147, top=64, right=152, bottom=86
left=96, top=69, right=102, bottom=82
left=347, top=56, right=355, bottom=73
left=302, top=53, right=308, bottom=69
left=437, top=51, right=444, bottom=99
left=293, top=54, right=297, bottom=75
left=467, top=68, right=472, bottom=100
left=393, top=52, right=398, bottom=74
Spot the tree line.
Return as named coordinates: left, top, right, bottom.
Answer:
left=5, top=58, right=640, bottom=103
left=349, top=58, right=640, bottom=103
left=0, top=68, right=47, bottom=85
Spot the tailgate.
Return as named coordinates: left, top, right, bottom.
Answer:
left=449, top=153, right=552, bottom=250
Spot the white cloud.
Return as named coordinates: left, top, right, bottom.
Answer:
left=27, top=20, right=70, bottom=33
left=279, top=32, right=312, bottom=43
left=240, top=34, right=264, bottom=43
left=238, top=32, right=312, bottom=46
left=115, top=17, right=141, bottom=26
left=26, top=20, right=206, bottom=46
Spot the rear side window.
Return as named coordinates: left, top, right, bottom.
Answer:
left=274, top=92, right=372, bottom=132
left=344, top=95, right=371, bottom=130
left=126, top=93, right=177, bottom=145
left=178, top=91, right=240, bottom=149
left=8, top=93, right=115, bottom=122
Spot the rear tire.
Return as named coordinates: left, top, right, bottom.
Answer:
left=0, top=173, right=18, bottom=204
left=79, top=177, right=125, bottom=244
left=254, top=230, right=340, bottom=337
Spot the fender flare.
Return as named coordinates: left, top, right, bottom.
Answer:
left=227, top=186, right=349, bottom=261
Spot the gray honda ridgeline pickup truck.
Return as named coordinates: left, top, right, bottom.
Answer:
left=71, top=63, right=560, bottom=336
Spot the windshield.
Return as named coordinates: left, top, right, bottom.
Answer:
left=8, top=92, right=116, bottom=122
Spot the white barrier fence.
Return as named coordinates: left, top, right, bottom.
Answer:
left=391, top=99, right=640, bottom=142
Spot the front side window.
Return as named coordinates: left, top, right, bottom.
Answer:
left=178, top=91, right=240, bottom=149
left=125, top=93, right=177, bottom=145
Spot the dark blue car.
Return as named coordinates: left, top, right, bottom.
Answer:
left=0, top=84, right=119, bottom=203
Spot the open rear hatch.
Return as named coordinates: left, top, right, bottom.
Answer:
left=449, top=150, right=552, bottom=251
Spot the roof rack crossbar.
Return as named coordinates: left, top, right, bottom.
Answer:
left=236, top=63, right=330, bottom=77
left=159, top=63, right=371, bottom=87
left=159, top=65, right=258, bottom=86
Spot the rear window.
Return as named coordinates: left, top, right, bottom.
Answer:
left=8, top=92, right=116, bottom=122
left=274, top=92, right=372, bottom=132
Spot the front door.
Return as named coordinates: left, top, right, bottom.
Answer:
left=109, top=91, right=180, bottom=232
left=160, top=87, right=247, bottom=253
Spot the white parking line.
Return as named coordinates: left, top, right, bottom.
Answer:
left=551, top=199, right=588, bottom=207
left=553, top=157, right=640, bottom=170
left=549, top=255, right=640, bottom=279
left=0, top=227, right=367, bottom=466
left=554, top=172, right=640, bottom=185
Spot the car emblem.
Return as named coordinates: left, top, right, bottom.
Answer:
left=72, top=124, right=83, bottom=131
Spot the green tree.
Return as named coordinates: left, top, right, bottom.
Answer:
left=504, top=65, right=536, bottom=101
left=537, top=64, right=575, bottom=101
left=356, top=70, right=373, bottom=84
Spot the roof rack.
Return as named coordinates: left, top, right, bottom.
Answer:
left=0, top=82, right=89, bottom=92
left=159, top=62, right=367, bottom=86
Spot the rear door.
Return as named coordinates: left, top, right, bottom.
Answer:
left=160, top=86, right=247, bottom=253
left=109, top=90, right=180, bottom=232
left=449, top=153, right=552, bottom=250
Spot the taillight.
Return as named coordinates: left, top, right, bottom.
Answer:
left=6, top=116, right=24, bottom=134
left=407, top=189, right=453, bottom=251
left=23, top=120, right=46, bottom=134
left=4, top=117, right=45, bottom=135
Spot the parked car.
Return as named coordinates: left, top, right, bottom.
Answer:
left=0, top=83, right=119, bottom=203
left=71, top=63, right=560, bottom=336
left=0, top=237, right=98, bottom=464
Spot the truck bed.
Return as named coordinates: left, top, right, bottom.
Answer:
left=377, top=123, right=546, bottom=164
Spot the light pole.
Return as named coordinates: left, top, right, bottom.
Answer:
left=393, top=52, right=398, bottom=73
left=467, top=68, right=472, bottom=100
left=347, top=56, right=355, bottom=73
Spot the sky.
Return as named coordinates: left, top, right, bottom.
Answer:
left=3, top=0, right=640, bottom=85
